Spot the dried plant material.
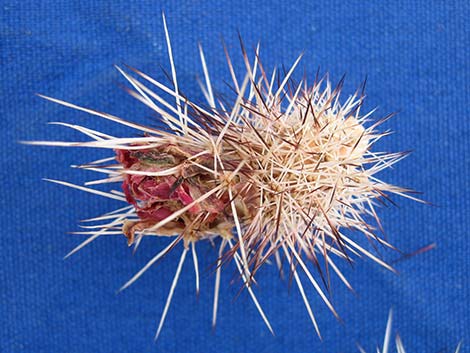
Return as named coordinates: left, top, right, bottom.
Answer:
left=25, top=14, right=423, bottom=340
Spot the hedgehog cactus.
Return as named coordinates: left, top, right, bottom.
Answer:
left=25, top=14, right=422, bottom=340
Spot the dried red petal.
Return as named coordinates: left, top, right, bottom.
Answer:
left=137, top=205, right=173, bottom=222
left=116, top=149, right=137, bottom=168
left=115, top=144, right=237, bottom=238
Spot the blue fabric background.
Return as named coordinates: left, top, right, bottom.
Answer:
left=2, top=1, right=468, bottom=352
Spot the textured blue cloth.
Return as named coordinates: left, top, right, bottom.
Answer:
left=2, top=1, right=468, bottom=352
